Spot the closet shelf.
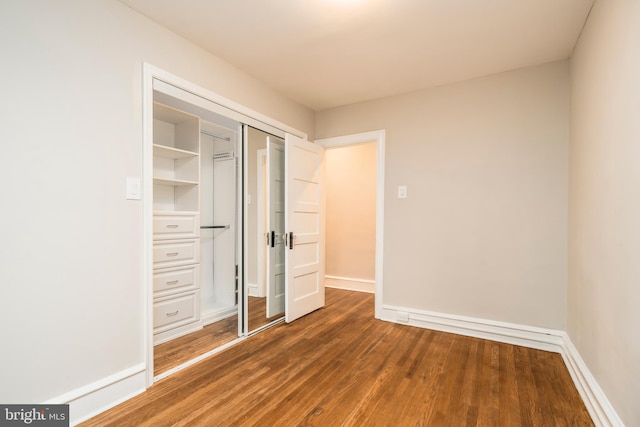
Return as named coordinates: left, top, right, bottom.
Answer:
left=153, top=177, right=199, bottom=186
left=153, top=144, right=198, bottom=159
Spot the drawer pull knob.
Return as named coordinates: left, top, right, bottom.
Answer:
left=166, top=252, right=179, bottom=257
left=166, top=280, right=179, bottom=285
left=166, top=310, right=179, bottom=317
left=166, top=224, right=179, bottom=228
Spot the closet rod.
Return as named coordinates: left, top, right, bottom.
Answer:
left=201, top=130, right=231, bottom=142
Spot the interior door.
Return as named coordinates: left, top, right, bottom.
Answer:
left=284, top=133, right=325, bottom=323
left=266, top=136, right=286, bottom=318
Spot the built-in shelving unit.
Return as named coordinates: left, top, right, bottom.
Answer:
left=152, top=102, right=203, bottom=345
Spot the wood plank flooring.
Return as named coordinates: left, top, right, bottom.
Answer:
left=83, top=288, right=593, bottom=426
left=154, top=297, right=283, bottom=376
left=247, top=296, right=284, bottom=332
left=154, top=316, right=238, bottom=377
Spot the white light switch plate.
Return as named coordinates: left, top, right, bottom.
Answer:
left=126, top=177, right=141, bottom=200
left=398, top=185, right=407, bottom=199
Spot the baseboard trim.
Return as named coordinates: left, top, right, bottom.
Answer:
left=247, top=283, right=263, bottom=297
left=380, top=304, right=624, bottom=426
left=43, top=363, right=146, bottom=426
left=325, top=275, right=375, bottom=294
left=380, top=304, right=564, bottom=352
left=202, top=306, right=237, bottom=326
left=559, top=333, right=624, bottom=427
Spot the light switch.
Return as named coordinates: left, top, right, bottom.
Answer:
left=126, top=177, right=141, bottom=200
left=398, top=185, right=407, bottom=199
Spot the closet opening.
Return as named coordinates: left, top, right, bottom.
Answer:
left=150, top=93, right=243, bottom=379
left=144, top=65, right=327, bottom=387
left=147, top=74, right=295, bottom=383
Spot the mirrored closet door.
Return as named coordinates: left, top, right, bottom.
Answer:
left=245, top=127, right=286, bottom=333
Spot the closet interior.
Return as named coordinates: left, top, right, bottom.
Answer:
left=150, top=83, right=287, bottom=377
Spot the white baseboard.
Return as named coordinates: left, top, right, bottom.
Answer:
left=559, top=334, right=624, bottom=427
left=43, top=363, right=146, bottom=426
left=201, top=305, right=237, bottom=326
left=247, top=283, right=263, bottom=297
left=380, top=304, right=564, bottom=352
left=380, top=304, right=625, bottom=426
left=153, top=321, right=203, bottom=346
left=325, top=275, right=375, bottom=293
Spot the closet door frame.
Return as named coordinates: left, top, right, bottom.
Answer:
left=142, top=64, right=309, bottom=387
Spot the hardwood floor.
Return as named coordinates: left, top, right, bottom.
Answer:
left=154, top=297, right=283, bottom=376
left=154, top=316, right=239, bottom=377
left=248, top=296, right=284, bottom=332
left=83, top=289, right=593, bottom=426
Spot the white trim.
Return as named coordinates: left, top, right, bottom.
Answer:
left=380, top=304, right=564, bottom=352
left=242, top=124, right=250, bottom=335
left=201, top=305, right=238, bottom=326
left=44, top=364, right=146, bottom=426
left=247, top=282, right=260, bottom=297
left=256, top=149, right=267, bottom=298
left=142, top=64, right=155, bottom=387
left=150, top=69, right=307, bottom=140
left=559, top=334, right=625, bottom=427
left=315, top=130, right=385, bottom=319
left=325, top=275, right=375, bottom=293
left=316, top=130, right=384, bottom=148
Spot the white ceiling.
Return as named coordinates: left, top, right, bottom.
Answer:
left=120, top=0, right=594, bottom=111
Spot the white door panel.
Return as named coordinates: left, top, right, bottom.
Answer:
left=285, top=134, right=325, bottom=323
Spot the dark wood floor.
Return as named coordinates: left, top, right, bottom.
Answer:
left=84, top=289, right=593, bottom=426
left=154, top=297, right=283, bottom=376
left=154, top=316, right=238, bottom=376
left=247, top=296, right=284, bottom=331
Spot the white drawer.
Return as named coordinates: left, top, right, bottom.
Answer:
left=153, top=213, right=199, bottom=240
left=154, top=265, right=199, bottom=295
left=153, top=290, right=200, bottom=332
left=153, top=239, right=200, bottom=269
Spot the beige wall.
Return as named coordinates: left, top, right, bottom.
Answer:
left=569, top=1, right=640, bottom=425
left=0, top=0, right=313, bottom=404
left=325, top=142, right=377, bottom=280
left=316, top=61, right=569, bottom=329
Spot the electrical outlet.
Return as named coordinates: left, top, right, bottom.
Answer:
left=397, top=311, right=409, bottom=322
left=398, top=185, right=407, bottom=199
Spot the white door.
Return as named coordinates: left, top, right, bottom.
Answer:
left=284, top=134, right=325, bottom=323
left=266, top=136, right=286, bottom=318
